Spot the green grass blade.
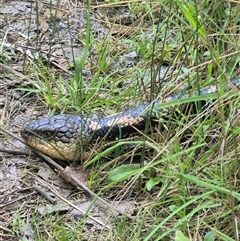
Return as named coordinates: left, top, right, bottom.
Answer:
left=177, top=173, right=240, bottom=200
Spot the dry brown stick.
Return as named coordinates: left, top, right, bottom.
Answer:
left=33, top=185, right=56, bottom=204
left=49, top=187, right=110, bottom=229
left=0, top=187, right=33, bottom=199
left=0, top=148, right=30, bottom=156
left=0, top=62, right=36, bottom=86
left=60, top=167, right=136, bottom=221
left=0, top=192, right=35, bottom=208
left=30, top=174, right=110, bottom=229
left=14, top=43, right=70, bottom=73
left=0, top=87, right=8, bottom=125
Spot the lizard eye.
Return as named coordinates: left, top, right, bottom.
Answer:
left=21, top=129, right=29, bottom=139
left=43, top=131, right=53, bottom=139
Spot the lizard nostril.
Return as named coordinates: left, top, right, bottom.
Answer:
left=21, top=129, right=29, bottom=140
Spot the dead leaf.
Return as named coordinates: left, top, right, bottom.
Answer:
left=60, top=165, right=87, bottom=188
left=44, top=8, right=64, bottom=20
left=38, top=16, right=48, bottom=32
